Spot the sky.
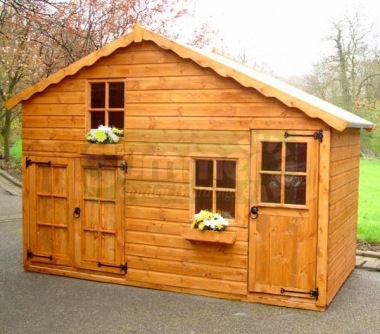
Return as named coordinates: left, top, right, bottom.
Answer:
left=193, top=0, right=380, bottom=77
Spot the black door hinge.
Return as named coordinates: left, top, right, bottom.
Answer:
left=26, top=157, right=52, bottom=168
left=27, top=250, right=53, bottom=260
left=284, top=130, right=323, bottom=142
left=280, top=287, right=319, bottom=300
left=98, top=161, right=128, bottom=173
left=98, top=261, right=128, bottom=273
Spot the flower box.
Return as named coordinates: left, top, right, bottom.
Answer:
left=80, top=143, right=125, bottom=156
left=181, top=228, right=236, bottom=245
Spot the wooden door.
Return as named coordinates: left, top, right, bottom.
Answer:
left=249, top=130, right=320, bottom=299
left=75, top=157, right=125, bottom=274
left=28, top=157, right=74, bottom=266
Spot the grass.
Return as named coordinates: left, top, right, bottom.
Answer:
left=358, top=159, right=380, bottom=243
left=10, top=138, right=22, bottom=165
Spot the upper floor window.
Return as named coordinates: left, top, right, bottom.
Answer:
left=193, top=159, right=237, bottom=219
left=88, top=81, right=125, bottom=131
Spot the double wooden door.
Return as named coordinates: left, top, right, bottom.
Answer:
left=26, top=156, right=125, bottom=274
left=249, top=130, right=319, bottom=299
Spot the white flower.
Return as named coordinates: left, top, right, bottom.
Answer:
left=85, top=125, right=123, bottom=144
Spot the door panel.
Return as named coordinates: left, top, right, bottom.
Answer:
left=249, top=130, right=319, bottom=298
left=76, top=157, right=125, bottom=274
left=28, top=157, right=74, bottom=266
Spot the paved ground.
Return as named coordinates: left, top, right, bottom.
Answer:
left=1, top=170, right=380, bottom=333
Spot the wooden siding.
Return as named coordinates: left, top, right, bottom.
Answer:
left=22, top=42, right=320, bottom=155
left=326, top=128, right=361, bottom=304
left=21, top=40, right=330, bottom=308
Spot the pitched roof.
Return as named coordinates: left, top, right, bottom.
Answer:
left=5, top=24, right=374, bottom=132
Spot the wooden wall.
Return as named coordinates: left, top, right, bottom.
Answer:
left=326, top=128, right=361, bottom=304
left=21, top=40, right=327, bottom=302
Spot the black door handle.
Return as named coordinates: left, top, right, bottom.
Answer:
left=250, top=206, right=259, bottom=219
left=73, top=207, right=81, bottom=218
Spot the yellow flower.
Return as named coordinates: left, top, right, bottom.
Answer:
left=112, top=127, right=124, bottom=136
left=93, top=130, right=107, bottom=143
left=215, top=223, right=223, bottom=230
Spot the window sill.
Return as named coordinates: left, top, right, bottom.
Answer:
left=80, top=143, right=125, bottom=156
left=181, top=228, right=236, bottom=245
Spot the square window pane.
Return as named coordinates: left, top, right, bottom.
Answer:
left=286, top=143, right=307, bottom=172
left=285, top=175, right=306, bottom=205
left=109, top=82, right=125, bottom=108
left=91, top=83, right=105, bottom=108
left=216, top=191, right=235, bottom=218
left=195, top=190, right=212, bottom=213
left=261, top=174, right=281, bottom=203
left=195, top=160, right=213, bottom=187
left=262, top=142, right=282, bottom=171
left=91, top=111, right=105, bottom=128
left=217, top=160, right=236, bottom=189
left=109, top=112, right=124, bottom=130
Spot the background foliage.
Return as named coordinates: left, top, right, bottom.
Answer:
left=303, top=12, right=380, bottom=157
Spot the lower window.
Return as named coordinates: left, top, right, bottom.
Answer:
left=193, top=159, right=237, bottom=218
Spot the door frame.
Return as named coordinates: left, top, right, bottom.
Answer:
left=25, top=156, right=75, bottom=267
left=74, top=156, right=126, bottom=274
left=248, top=129, right=329, bottom=306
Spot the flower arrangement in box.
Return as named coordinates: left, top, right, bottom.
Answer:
left=85, top=125, right=123, bottom=144
left=190, top=210, right=229, bottom=231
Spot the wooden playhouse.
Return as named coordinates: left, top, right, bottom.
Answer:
left=5, top=24, right=374, bottom=311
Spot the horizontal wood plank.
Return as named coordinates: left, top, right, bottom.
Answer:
left=126, top=268, right=247, bottom=295
left=330, top=156, right=360, bottom=177
left=127, top=256, right=247, bottom=282
left=126, top=180, right=189, bottom=197
left=28, top=91, right=84, bottom=104
left=23, top=116, right=84, bottom=128
left=125, top=103, right=300, bottom=117
left=23, top=104, right=85, bottom=116
left=329, top=168, right=359, bottom=192
left=23, top=140, right=81, bottom=154
left=329, top=180, right=359, bottom=205
left=125, top=206, right=189, bottom=222
left=23, top=128, right=85, bottom=141
left=126, top=75, right=242, bottom=90
left=125, top=116, right=325, bottom=131
left=329, top=191, right=358, bottom=222
left=125, top=243, right=247, bottom=268
left=98, top=49, right=183, bottom=65
left=127, top=167, right=189, bottom=183
left=125, top=129, right=250, bottom=145
left=126, top=88, right=269, bottom=103
left=331, top=129, right=360, bottom=148
left=77, top=62, right=209, bottom=78
left=44, top=78, right=86, bottom=92
left=182, top=229, right=237, bottom=244
left=125, top=142, right=249, bottom=158
left=330, top=145, right=361, bottom=162
left=128, top=155, right=190, bottom=170
left=124, top=193, right=189, bottom=210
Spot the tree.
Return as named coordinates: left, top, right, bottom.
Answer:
left=0, top=2, right=42, bottom=162
left=0, top=0, right=213, bottom=163
left=304, top=11, right=380, bottom=157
